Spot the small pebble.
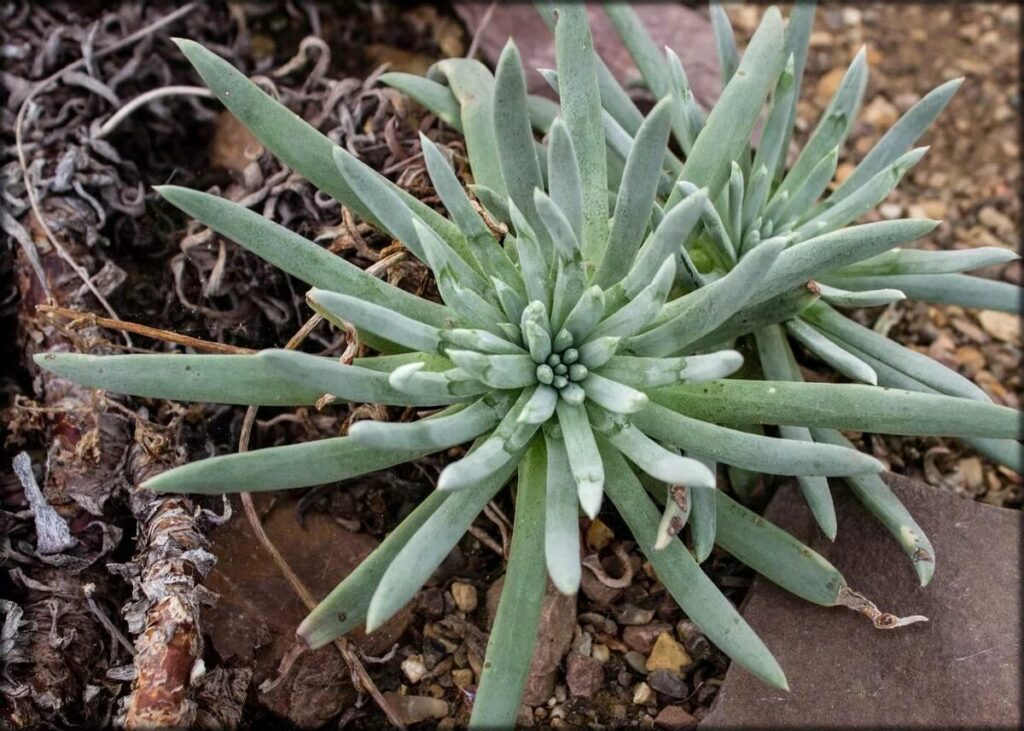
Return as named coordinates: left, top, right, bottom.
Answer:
left=632, top=681, right=655, bottom=706
left=646, top=632, right=692, bottom=674
left=401, top=655, right=428, bottom=684
left=624, top=650, right=648, bottom=675
left=452, top=668, right=474, bottom=689
left=592, top=643, right=611, bottom=662
left=451, top=581, right=478, bottom=613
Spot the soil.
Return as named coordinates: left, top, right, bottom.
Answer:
left=0, top=2, right=1018, bottom=729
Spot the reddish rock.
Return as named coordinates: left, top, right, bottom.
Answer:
left=623, top=622, right=674, bottom=653
left=654, top=705, right=698, bottom=730
left=454, top=3, right=720, bottom=108
left=704, top=474, right=1023, bottom=728
left=486, top=577, right=577, bottom=705
left=203, top=495, right=414, bottom=727
left=566, top=653, right=605, bottom=698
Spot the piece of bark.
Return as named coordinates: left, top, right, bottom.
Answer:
left=454, top=3, right=720, bottom=108
left=702, top=474, right=1022, bottom=728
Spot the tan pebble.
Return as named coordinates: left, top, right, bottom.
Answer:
left=587, top=518, right=615, bottom=550
left=401, top=655, right=428, bottom=684
left=633, top=681, right=655, bottom=706
left=833, top=162, right=856, bottom=187
left=451, top=581, right=478, bottom=613
left=815, top=68, right=846, bottom=104
left=959, top=457, right=985, bottom=493
left=645, top=632, right=692, bottom=674
left=862, top=96, right=899, bottom=129
left=592, top=643, right=611, bottom=663
left=452, top=668, right=474, bottom=689
left=978, top=311, right=1021, bottom=345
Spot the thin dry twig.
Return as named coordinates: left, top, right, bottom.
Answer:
left=14, top=2, right=200, bottom=345
left=36, top=304, right=256, bottom=354
left=236, top=316, right=406, bottom=729
left=94, top=85, right=214, bottom=139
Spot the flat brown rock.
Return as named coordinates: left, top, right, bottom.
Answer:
left=703, top=473, right=1021, bottom=728
left=454, top=3, right=720, bottom=108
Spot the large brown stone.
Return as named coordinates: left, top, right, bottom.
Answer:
left=454, top=3, right=720, bottom=108
left=703, top=474, right=1022, bottom=728
left=203, top=495, right=414, bottom=727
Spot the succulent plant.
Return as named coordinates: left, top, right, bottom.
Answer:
left=385, top=1, right=1023, bottom=542
left=33, top=2, right=1022, bottom=725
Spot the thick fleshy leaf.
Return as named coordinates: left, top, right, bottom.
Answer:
left=823, top=273, right=1022, bottom=314
left=298, top=489, right=447, bottom=649
left=835, top=343, right=1023, bottom=473
left=155, top=186, right=450, bottom=328
left=387, top=362, right=488, bottom=401
left=776, top=0, right=816, bottom=179
left=617, top=188, right=707, bottom=304
left=678, top=181, right=736, bottom=265
left=348, top=394, right=512, bottom=450
left=534, top=188, right=581, bottom=261
left=445, top=351, right=537, bottom=390
left=829, top=77, right=962, bottom=204
left=561, top=286, right=605, bottom=344
left=831, top=246, right=1020, bottom=277
left=173, top=39, right=463, bottom=250
left=599, top=417, right=715, bottom=487
left=710, top=0, right=740, bottom=85
left=34, top=351, right=323, bottom=406
left=800, top=301, right=991, bottom=400
left=419, top=133, right=522, bottom=287
left=543, top=430, right=582, bottom=594
left=683, top=283, right=820, bottom=354
left=555, top=399, right=604, bottom=518
left=437, top=388, right=542, bottom=491
left=714, top=491, right=845, bottom=606
left=688, top=456, right=718, bottom=563
left=581, top=373, right=648, bottom=414
left=493, top=41, right=548, bottom=246
left=650, top=379, right=1021, bottom=438
left=785, top=318, right=878, bottom=385
left=633, top=402, right=881, bottom=477
left=752, top=218, right=938, bottom=306
left=773, top=146, right=839, bottom=226
left=665, top=47, right=705, bottom=155
left=553, top=3, right=609, bottom=261
left=260, top=349, right=472, bottom=406
left=366, top=452, right=518, bottom=631
left=811, top=428, right=936, bottom=586
left=432, top=58, right=507, bottom=195
left=143, top=436, right=430, bottom=495
left=307, top=288, right=441, bottom=353
left=598, top=351, right=742, bottom=389
left=546, top=117, right=584, bottom=243
left=747, top=55, right=795, bottom=215
left=603, top=4, right=670, bottom=98
left=594, top=98, right=674, bottom=287
left=471, top=439, right=548, bottom=729
left=776, top=47, right=866, bottom=202
left=796, top=147, right=927, bottom=237
left=591, top=257, right=676, bottom=340
left=380, top=72, right=462, bottom=130
left=630, top=237, right=786, bottom=356
left=670, top=7, right=786, bottom=202
left=817, top=282, right=906, bottom=308
left=754, top=325, right=837, bottom=539
left=598, top=442, right=788, bottom=690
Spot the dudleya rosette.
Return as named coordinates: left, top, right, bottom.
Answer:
left=32, top=2, right=1022, bottom=725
